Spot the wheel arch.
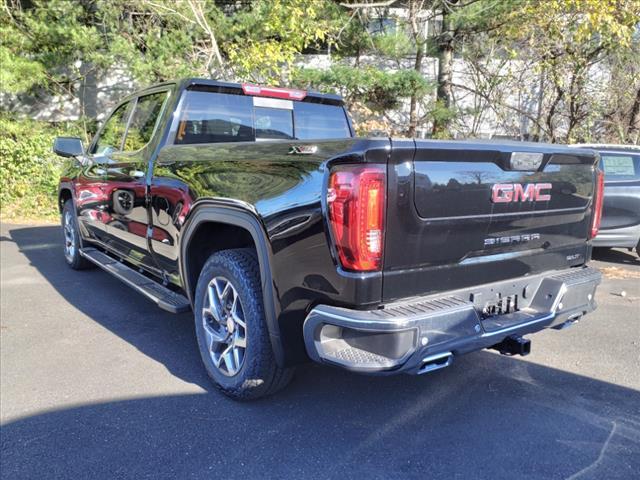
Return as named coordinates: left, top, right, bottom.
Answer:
left=180, top=203, right=285, bottom=365
left=58, top=184, right=74, bottom=213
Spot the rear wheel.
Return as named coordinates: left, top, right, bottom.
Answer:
left=61, top=200, right=92, bottom=270
left=194, top=249, right=293, bottom=400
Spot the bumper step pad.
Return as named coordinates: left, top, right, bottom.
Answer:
left=79, top=248, right=190, bottom=314
left=328, top=346, right=392, bottom=366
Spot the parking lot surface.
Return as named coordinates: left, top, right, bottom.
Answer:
left=1, top=223, right=639, bottom=479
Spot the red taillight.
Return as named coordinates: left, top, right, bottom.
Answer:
left=242, top=83, right=306, bottom=101
left=590, top=169, right=605, bottom=239
left=327, top=164, right=386, bottom=271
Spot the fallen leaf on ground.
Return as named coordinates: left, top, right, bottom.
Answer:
left=600, top=266, right=640, bottom=279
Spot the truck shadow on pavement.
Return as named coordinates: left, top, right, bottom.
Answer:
left=5, top=225, right=211, bottom=389
left=3, top=226, right=640, bottom=479
left=592, top=247, right=640, bottom=266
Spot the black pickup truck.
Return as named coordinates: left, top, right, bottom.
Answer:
left=54, top=78, right=603, bottom=399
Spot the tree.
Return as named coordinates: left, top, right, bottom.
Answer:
left=1, top=1, right=115, bottom=104
left=2, top=0, right=639, bottom=144
left=427, top=0, right=524, bottom=138
left=1, top=0, right=344, bottom=120
left=297, top=1, right=435, bottom=136
left=319, top=0, right=520, bottom=138
left=501, top=0, right=640, bottom=143
left=598, top=38, right=640, bottom=144
left=223, top=0, right=344, bottom=83
left=104, top=0, right=344, bottom=83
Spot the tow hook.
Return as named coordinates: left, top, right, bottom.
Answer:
left=490, top=335, right=531, bottom=356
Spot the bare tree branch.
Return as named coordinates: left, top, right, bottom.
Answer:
left=186, top=0, right=224, bottom=72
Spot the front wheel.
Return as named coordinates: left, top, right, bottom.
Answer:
left=61, top=200, right=93, bottom=270
left=194, top=249, right=294, bottom=400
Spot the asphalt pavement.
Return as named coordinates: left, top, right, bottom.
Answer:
left=1, top=222, right=639, bottom=479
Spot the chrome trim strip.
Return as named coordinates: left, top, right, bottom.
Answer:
left=460, top=249, right=544, bottom=265
left=309, top=308, right=420, bottom=330
left=420, top=206, right=587, bottom=222
left=421, top=351, right=453, bottom=363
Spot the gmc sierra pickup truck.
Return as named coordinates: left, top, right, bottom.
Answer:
left=54, top=78, right=603, bottom=399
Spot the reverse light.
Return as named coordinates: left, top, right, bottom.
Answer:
left=242, top=83, right=307, bottom=101
left=327, top=164, right=386, bottom=272
left=590, top=169, right=604, bottom=239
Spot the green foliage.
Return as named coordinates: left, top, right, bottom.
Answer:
left=294, top=65, right=433, bottom=111
left=1, top=0, right=116, bottom=95
left=0, top=116, right=84, bottom=220
left=1, top=0, right=349, bottom=92
left=225, top=0, right=345, bottom=82
left=0, top=46, right=45, bottom=94
left=372, top=32, right=413, bottom=61
left=100, top=0, right=223, bottom=82
left=429, top=101, right=458, bottom=139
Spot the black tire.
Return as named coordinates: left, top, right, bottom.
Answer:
left=194, top=248, right=294, bottom=400
left=61, top=200, right=93, bottom=270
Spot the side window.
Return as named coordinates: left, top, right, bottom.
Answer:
left=175, top=91, right=254, bottom=144
left=601, top=154, right=640, bottom=181
left=92, top=102, right=131, bottom=155
left=124, top=91, right=168, bottom=152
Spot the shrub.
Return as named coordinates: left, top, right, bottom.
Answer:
left=0, top=116, right=86, bottom=220
left=293, top=65, right=433, bottom=112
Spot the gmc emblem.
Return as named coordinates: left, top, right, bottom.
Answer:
left=491, top=183, right=552, bottom=203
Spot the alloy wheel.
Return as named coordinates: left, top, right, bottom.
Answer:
left=201, top=276, right=247, bottom=376
left=63, top=211, right=76, bottom=263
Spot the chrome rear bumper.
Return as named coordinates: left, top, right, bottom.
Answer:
left=303, top=266, right=601, bottom=375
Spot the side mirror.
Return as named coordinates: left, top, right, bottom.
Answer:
left=53, top=137, right=84, bottom=158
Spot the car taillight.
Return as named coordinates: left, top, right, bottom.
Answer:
left=590, top=169, right=604, bottom=239
left=327, top=164, right=386, bottom=271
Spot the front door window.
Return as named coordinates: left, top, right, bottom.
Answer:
left=92, top=102, right=131, bottom=156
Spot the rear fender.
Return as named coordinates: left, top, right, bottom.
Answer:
left=180, top=201, right=284, bottom=365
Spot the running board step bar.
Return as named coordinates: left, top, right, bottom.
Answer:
left=79, top=248, right=190, bottom=314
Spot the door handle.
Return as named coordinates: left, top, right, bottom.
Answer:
left=130, top=170, right=145, bottom=178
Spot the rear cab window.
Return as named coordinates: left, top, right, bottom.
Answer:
left=173, top=87, right=351, bottom=145
left=600, top=152, right=640, bottom=182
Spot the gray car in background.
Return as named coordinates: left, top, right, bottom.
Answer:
left=575, top=144, right=640, bottom=257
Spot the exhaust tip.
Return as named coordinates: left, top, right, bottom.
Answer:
left=418, top=352, right=453, bottom=374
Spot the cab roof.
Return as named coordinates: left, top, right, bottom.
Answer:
left=133, top=78, right=344, bottom=106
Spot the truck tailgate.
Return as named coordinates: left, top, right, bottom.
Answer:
left=382, top=139, right=599, bottom=302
